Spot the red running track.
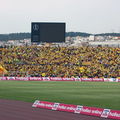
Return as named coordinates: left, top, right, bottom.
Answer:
left=0, top=99, right=113, bottom=120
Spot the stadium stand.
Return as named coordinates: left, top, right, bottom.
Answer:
left=1, top=45, right=120, bottom=78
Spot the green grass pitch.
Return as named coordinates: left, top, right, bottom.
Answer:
left=0, top=81, right=120, bottom=110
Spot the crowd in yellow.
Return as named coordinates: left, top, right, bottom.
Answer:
left=1, top=45, right=120, bottom=78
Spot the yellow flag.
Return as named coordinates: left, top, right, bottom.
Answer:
left=42, top=73, right=46, bottom=77
left=79, top=67, right=85, bottom=73
left=0, top=65, right=7, bottom=74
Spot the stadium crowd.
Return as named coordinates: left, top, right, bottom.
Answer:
left=1, top=45, right=120, bottom=78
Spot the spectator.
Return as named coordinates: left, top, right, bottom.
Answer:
left=1, top=45, right=120, bottom=78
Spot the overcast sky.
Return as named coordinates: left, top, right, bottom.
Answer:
left=0, top=0, right=120, bottom=34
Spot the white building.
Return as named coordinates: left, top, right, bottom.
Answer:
left=89, top=35, right=95, bottom=41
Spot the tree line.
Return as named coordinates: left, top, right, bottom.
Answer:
left=0, top=32, right=120, bottom=41
left=0, top=33, right=30, bottom=41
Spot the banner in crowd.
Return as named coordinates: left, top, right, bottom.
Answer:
left=32, top=100, right=120, bottom=120
left=0, top=77, right=120, bottom=82
left=0, top=65, right=7, bottom=74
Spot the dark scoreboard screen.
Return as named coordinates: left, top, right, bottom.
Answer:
left=31, top=22, right=65, bottom=43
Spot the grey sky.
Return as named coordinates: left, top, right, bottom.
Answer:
left=0, top=0, right=120, bottom=34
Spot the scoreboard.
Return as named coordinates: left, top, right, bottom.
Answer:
left=31, top=22, right=65, bottom=43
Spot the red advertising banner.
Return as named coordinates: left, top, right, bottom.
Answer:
left=15, top=77, right=29, bottom=81
left=0, top=77, right=120, bottom=82
left=81, top=78, right=92, bottom=81
left=74, top=78, right=81, bottom=81
left=29, top=77, right=42, bottom=81
left=108, top=110, right=120, bottom=119
left=104, top=78, right=111, bottom=82
left=7, top=77, right=16, bottom=80
left=56, top=103, right=77, bottom=112
left=92, top=78, right=104, bottom=82
left=50, top=77, right=63, bottom=81
left=0, top=77, right=7, bottom=80
left=62, top=77, right=75, bottom=81
left=42, top=77, right=51, bottom=81
left=32, top=100, right=120, bottom=120
left=80, top=106, right=103, bottom=117
left=32, top=100, right=54, bottom=109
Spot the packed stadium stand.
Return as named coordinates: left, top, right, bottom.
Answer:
left=1, top=45, right=120, bottom=78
